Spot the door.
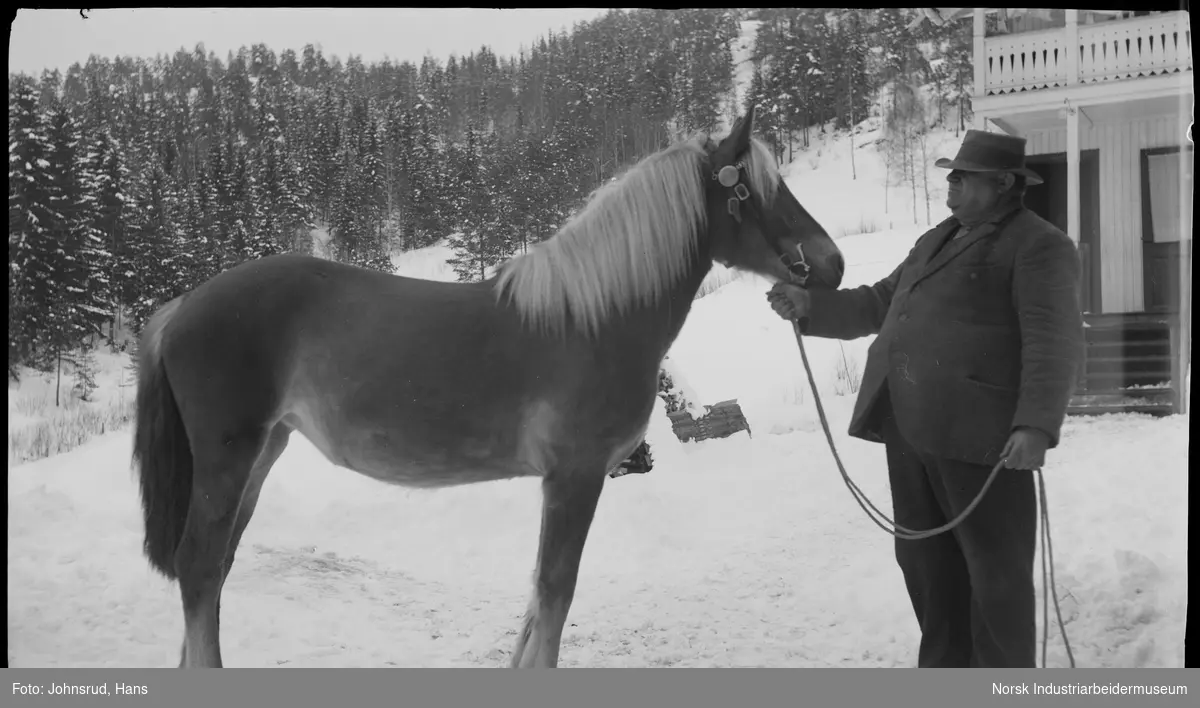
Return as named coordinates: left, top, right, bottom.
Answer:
left=1141, top=146, right=1193, bottom=314
left=1025, top=150, right=1102, bottom=313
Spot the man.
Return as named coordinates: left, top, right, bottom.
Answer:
left=767, top=130, right=1085, bottom=668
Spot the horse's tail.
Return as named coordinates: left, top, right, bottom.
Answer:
left=132, top=297, right=192, bottom=581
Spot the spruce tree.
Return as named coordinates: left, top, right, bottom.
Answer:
left=45, top=101, right=112, bottom=348
left=84, top=127, right=131, bottom=342
left=9, top=76, right=57, bottom=369
left=123, top=159, right=174, bottom=333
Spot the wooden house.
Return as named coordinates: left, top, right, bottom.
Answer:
left=920, top=8, right=1193, bottom=415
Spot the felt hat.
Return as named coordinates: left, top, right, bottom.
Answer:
left=935, top=129, right=1043, bottom=185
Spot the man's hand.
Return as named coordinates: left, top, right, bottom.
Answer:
left=998, top=427, right=1050, bottom=470
left=767, top=283, right=811, bottom=322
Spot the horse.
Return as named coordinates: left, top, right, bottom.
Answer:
left=131, top=106, right=845, bottom=669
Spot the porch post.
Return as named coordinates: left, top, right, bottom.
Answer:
left=1065, top=10, right=1080, bottom=86
left=1178, top=140, right=1193, bottom=413
left=973, top=8, right=987, bottom=129
left=1066, top=104, right=1081, bottom=248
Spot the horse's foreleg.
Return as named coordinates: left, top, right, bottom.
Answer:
left=511, top=469, right=606, bottom=668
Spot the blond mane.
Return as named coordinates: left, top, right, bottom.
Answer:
left=494, top=133, right=780, bottom=338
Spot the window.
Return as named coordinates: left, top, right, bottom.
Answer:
left=1142, top=147, right=1194, bottom=244
left=985, top=9, right=1066, bottom=36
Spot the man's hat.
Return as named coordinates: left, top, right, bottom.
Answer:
left=935, top=129, right=1043, bottom=185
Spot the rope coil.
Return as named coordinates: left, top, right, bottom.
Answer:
left=790, top=320, right=1075, bottom=668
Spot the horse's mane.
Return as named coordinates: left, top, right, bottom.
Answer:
left=494, top=132, right=780, bottom=338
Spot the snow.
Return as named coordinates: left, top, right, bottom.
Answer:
left=658, top=354, right=703, bottom=417
left=716, top=20, right=761, bottom=134
left=387, top=237, right=461, bottom=282
left=308, top=224, right=334, bottom=260
left=781, top=114, right=966, bottom=239
left=7, top=345, right=134, bottom=435
left=8, top=203, right=1188, bottom=667
left=6, top=27, right=1189, bottom=670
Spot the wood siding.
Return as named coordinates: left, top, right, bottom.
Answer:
left=1023, top=113, right=1188, bottom=313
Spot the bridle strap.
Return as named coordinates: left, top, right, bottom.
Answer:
left=710, top=156, right=811, bottom=286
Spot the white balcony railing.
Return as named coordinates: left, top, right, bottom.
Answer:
left=982, top=11, right=1192, bottom=96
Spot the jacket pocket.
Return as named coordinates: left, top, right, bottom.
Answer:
left=964, top=375, right=1016, bottom=393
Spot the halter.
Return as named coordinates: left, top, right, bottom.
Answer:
left=710, top=158, right=812, bottom=286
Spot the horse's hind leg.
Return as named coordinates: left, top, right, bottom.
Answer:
left=177, top=424, right=290, bottom=666
left=174, top=425, right=275, bottom=668
left=511, top=469, right=606, bottom=668
left=221, top=424, right=291, bottom=583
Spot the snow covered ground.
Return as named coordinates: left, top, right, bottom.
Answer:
left=7, top=343, right=137, bottom=467
left=7, top=346, right=135, bottom=431
left=8, top=208, right=1189, bottom=668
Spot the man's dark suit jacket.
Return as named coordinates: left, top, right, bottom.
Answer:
left=801, top=204, right=1086, bottom=468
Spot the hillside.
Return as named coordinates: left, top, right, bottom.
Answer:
left=784, top=114, right=964, bottom=239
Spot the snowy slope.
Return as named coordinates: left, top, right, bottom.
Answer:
left=715, top=19, right=762, bottom=135
left=388, top=238, right=462, bottom=282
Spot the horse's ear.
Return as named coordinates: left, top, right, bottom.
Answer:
left=720, top=107, right=755, bottom=158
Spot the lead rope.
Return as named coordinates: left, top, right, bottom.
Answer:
left=791, top=320, right=1075, bottom=668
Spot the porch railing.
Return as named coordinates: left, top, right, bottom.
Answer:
left=982, top=11, right=1192, bottom=96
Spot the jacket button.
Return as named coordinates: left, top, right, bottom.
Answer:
left=899, top=314, right=909, bottom=322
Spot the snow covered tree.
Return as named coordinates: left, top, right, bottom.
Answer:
left=447, top=126, right=520, bottom=281
left=327, top=97, right=392, bottom=273
left=83, top=127, right=131, bottom=341
left=670, top=9, right=740, bottom=136
left=177, top=166, right=223, bottom=288
left=229, top=143, right=275, bottom=262
left=252, top=91, right=313, bottom=254
left=44, top=101, right=113, bottom=345
left=123, top=159, right=178, bottom=332
left=9, top=76, right=57, bottom=370
left=405, top=104, right=452, bottom=247
left=882, top=80, right=929, bottom=225
left=69, top=341, right=100, bottom=402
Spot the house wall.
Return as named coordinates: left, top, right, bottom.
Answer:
left=1022, top=112, right=1189, bottom=313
